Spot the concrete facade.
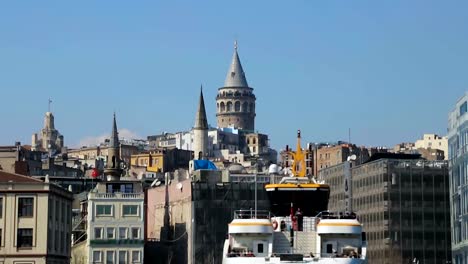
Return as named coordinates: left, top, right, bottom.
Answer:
left=129, top=148, right=192, bottom=177
left=415, top=134, right=448, bottom=160
left=67, top=144, right=139, bottom=169
left=145, top=172, right=270, bottom=264
left=319, top=156, right=452, bottom=264
left=0, top=171, right=73, bottom=264
left=280, top=143, right=386, bottom=176
left=0, top=144, right=43, bottom=175
left=448, top=92, right=468, bottom=264
left=86, top=181, right=145, bottom=264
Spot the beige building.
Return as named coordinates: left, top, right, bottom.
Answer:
left=0, top=144, right=43, bottom=176
left=0, top=171, right=73, bottom=264
left=67, top=144, right=139, bottom=168
left=279, top=142, right=386, bottom=176
left=393, top=134, right=447, bottom=160
left=414, top=133, right=448, bottom=159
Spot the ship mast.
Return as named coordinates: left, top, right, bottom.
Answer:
left=290, top=130, right=306, bottom=177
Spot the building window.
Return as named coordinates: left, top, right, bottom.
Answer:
left=0, top=197, right=3, bottom=218
left=107, top=227, right=115, bottom=239
left=326, top=244, right=333, bottom=253
left=106, top=251, right=115, bottom=264
left=0, top=228, right=2, bottom=246
left=122, top=205, right=139, bottom=216
left=96, top=205, right=113, bottom=216
left=131, top=228, right=139, bottom=239
left=118, top=251, right=127, bottom=264
left=119, top=227, right=127, bottom=239
left=132, top=250, right=141, bottom=262
left=55, top=200, right=60, bottom=221
left=17, top=228, right=33, bottom=247
left=66, top=205, right=70, bottom=224
left=93, top=251, right=103, bottom=262
left=61, top=202, right=65, bottom=222
left=460, top=101, right=467, bottom=116
left=18, top=197, right=34, bottom=217
left=95, top=227, right=103, bottom=239
left=257, top=243, right=264, bottom=253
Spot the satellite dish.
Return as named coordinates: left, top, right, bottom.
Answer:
left=151, top=179, right=161, bottom=187
left=347, top=154, right=357, bottom=161
left=176, top=182, right=183, bottom=190
left=268, top=164, right=279, bottom=174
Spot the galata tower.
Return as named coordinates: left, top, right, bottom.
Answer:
left=216, top=42, right=256, bottom=131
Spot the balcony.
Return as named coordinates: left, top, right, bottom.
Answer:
left=90, top=239, right=144, bottom=245
left=216, top=93, right=256, bottom=100
left=89, top=192, right=144, bottom=199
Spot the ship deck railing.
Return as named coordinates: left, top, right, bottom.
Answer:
left=234, top=210, right=271, bottom=219
left=316, top=211, right=358, bottom=220
left=226, top=252, right=363, bottom=259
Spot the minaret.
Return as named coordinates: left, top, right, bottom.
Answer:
left=216, top=41, right=256, bottom=131
left=104, top=113, right=122, bottom=181
left=193, top=87, right=209, bottom=159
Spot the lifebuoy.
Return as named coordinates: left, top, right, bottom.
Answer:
left=272, top=220, right=278, bottom=230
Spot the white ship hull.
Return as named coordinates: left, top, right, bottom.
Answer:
left=223, top=257, right=366, bottom=264
left=222, top=213, right=367, bottom=264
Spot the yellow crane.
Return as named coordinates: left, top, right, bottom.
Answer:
left=289, top=130, right=306, bottom=177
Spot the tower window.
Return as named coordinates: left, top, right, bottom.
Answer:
left=243, top=102, right=248, bottom=112
left=235, top=101, right=241, bottom=112
left=220, top=102, right=225, bottom=112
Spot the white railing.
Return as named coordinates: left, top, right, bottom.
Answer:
left=89, top=192, right=144, bottom=199
left=234, top=210, right=271, bottom=219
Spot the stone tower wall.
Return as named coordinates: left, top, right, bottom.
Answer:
left=216, top=87, right=256, bottom=131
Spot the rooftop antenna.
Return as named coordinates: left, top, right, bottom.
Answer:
left=48, top=98, right=52, bottom=112
left=348, top=128, right=351, bottom=144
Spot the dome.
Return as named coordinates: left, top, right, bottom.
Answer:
left=228, top=163, right=247, bottom=174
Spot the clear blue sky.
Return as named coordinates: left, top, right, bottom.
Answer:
left=1, top=1, right=467, bottom=151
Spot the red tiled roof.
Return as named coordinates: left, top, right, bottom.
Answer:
left=0, top=171, right=43, bottom=183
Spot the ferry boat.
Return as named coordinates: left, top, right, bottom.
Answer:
left=222, top=131, right=367, bottom=264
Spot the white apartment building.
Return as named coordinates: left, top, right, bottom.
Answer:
left=415, top=133, right=448, bottom=159
left=86, top=181, right=144, bottom=264
left=0, top=171, right=73, bottom=264
left=448, top=93, right=468, bottom=264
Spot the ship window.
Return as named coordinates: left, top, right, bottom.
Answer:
left=326, top=244, right=333, bottom=253
left=257, top=243, right=264, bottom=253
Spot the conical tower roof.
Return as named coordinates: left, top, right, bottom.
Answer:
left=194, top=87, right=209, bottom=130
left=109, top=113, right=119, bottom=148
left=224, top=41, right=249, bottom=88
